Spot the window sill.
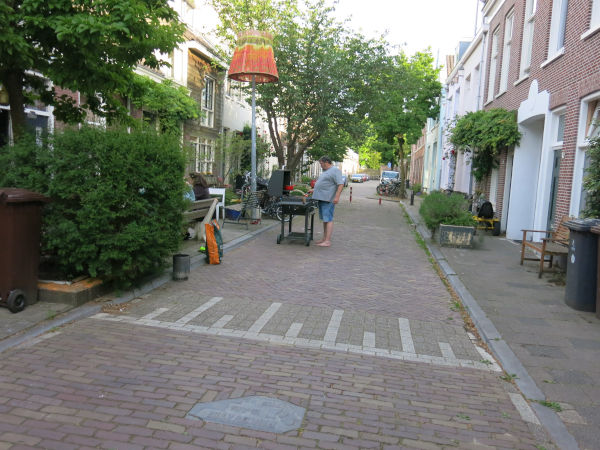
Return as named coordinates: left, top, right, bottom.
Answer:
left=581, top=23, right=600, bottom=40
left=514, top=74, right=529, bottom=86
left=495, top=90, right=507, bottom=99
left=541, top=49, right=564, bottom=68
left=484, top=99, right=494, bottom=107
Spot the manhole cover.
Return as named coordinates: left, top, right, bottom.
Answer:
left=186, top=396, right=305, bottom=433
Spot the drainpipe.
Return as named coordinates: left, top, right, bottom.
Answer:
left=436, top=86, right=446, bottom=191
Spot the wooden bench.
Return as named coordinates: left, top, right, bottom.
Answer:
left=183, top=198, right=217, bottom=241
left=520, top=215, right=572, bottom=277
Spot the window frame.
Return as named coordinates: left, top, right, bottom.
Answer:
left=519, top=0, right=536, bottom=79
left=499, top=9, right=514, bottom=94
left=547, top=0, right=569, bottom=59
left=487, top=27, right=500, bottom=103
left=201, top=76, right=215, bottom=128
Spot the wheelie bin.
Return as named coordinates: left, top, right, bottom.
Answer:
left=0, top=188, right=49, bottom=313
left=564, top=218, right=600, bottom=312
left=592, top=224, right=600, bottom=319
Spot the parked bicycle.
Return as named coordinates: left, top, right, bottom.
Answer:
left=376, top=179, right=402, bottom=196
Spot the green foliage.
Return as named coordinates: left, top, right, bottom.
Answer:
left=450, top=109, right=521, bottom=181
left=583, top=133, right=600, bottom=217
left=211, top=0, right=388, bottom=174
left=411, top=183, right=422, bottom=194
left=1, top=0, right=185, bottom=133
left=419, top=191, right=476, bottom=232
left=0, top=126, right=186, bottom=286
left=126, top=74, right=200, bottom=135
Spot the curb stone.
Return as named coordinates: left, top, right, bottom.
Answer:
left=401, top=201, right=579, bottom=450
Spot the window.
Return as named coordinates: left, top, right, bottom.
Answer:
left=592, top=0, right=600, bottom=30
left=499, top=10, right=514, bottom=93
left=572, top=95, right=600, bottom=216
left=548, top=0, right=569, bottom=57
left=520, top=0, right=536, bottom=77
left=227, top=79, right=243, bottom=102
left=487, top=28, right=500, bottom=102
left=201, top=76, right=215, bottom=128
left=193, top=137, right=215, bottom=173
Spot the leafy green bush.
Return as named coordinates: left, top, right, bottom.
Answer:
left=0, top=126, right=186, bottom=286
left=450, top=109, right=521, bottom=181
left=419, top=191, right=476, bottom=232
left=411, top=182, right=422, bottom=194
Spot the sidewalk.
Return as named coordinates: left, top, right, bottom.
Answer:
left=0, top=216, right=278, bottom=347
left=403, top=196, right=600, bottom=450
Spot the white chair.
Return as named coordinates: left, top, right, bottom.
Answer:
left=208, top=187, right=226, bottom=222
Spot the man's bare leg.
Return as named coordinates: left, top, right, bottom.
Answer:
left=315, top=222, right=327, bottom=244
left=316, top=222, right=333, bottom=247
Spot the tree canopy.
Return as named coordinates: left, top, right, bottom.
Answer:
left=367, top=51, right=442, bottom=197
left=0, top=0, right=185, bottom=137
left=210, top=0, right=388, bottom=174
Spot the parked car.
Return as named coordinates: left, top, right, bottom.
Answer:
left=350, top=174, right=364, bottom=183
left=360, top=174, right=368, bottom=182
left=380, top=170, right=400, bottom=184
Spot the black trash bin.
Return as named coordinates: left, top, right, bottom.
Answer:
left=591, top=225, right=600, bottom=319
left=564, top=218, right=600, bottom=312
left=0, top=188, right=49, bottom=313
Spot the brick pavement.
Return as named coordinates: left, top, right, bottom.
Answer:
left=0, top=182, right=555, bottom=448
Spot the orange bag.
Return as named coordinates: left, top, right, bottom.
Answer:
left=204, top=219, right=223, bottom=264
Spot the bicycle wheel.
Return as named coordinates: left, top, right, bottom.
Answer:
left=376, top=184, right=386, bottom=195
left=276, top=205, right=291, bottom=222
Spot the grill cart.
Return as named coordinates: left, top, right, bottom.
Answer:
left=277, top=197, right=317, bottom=246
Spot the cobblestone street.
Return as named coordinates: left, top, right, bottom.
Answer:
left=0, top=182, right=554, bottom=449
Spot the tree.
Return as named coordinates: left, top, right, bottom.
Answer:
left=0, top=0, right=185, bottom=137
left=210, top=0, right=387, bottom=174
left=368, top=51, right=442, bottom=198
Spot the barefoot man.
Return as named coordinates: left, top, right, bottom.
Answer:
left=309, top=156, right=344, bottom=247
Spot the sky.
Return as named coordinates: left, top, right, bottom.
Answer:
left=329, top=0, right=481, bottom=63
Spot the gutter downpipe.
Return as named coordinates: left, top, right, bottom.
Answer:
left=436, top=86, right=446, bottom=191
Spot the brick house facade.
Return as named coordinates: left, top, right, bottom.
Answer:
left=481, top=0, right=600, bottom=238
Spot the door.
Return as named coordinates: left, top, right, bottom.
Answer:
left=546, top=149, right=561, bottom=229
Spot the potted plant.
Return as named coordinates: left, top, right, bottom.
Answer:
left=419, top=191, right=477, bottom=247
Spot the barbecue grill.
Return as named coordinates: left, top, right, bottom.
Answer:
left=277, top=196, right=317, bottom=246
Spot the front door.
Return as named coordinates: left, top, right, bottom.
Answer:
left=547, top=149, right=561, bottom=229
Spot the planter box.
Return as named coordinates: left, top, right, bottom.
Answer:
left=438, top=224, right=475, bottom=248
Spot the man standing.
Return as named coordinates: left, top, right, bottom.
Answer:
left=309, top=156, right=344, bottom=247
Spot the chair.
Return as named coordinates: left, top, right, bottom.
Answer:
left=520, top=215, right=572, bottom=277
left=208, top=187, right=226, bottom=222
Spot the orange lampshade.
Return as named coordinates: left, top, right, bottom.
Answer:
left=228, top=30, right=279, bottom=83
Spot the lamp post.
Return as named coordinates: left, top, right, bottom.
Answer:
left=228, top=30, right=279, bottom=194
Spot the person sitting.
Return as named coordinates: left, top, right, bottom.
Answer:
left=190, top=172, right=210, bottom=200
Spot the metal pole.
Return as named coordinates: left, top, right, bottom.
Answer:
left=251, top=75, right=257, bottom=193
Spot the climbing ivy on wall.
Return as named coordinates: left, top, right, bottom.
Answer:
left=450, top=108, right=521, bottom=181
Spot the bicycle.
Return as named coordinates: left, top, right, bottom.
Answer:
left=261, top=193, right=292, bottom=222
left=376, top=179, right=402, bottom=196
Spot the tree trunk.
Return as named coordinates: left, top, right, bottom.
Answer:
left=4, top=70, right=26, bottom=140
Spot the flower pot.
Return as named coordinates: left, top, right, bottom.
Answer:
left=438, top=224, right=475, bottom=248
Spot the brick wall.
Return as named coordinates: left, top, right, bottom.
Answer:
left=483, top=0, right=600, bottom=224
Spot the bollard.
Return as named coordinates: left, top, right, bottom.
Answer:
left=173, top=254, right=190, bottom=281
left=410, top=190, right=414, bottom=206
left=349, top=186, right=352, bottom=203
left=379, top=197, right=381, bottom=205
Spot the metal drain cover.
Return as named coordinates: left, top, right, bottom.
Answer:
left=186, top=396, right=305, bottom=433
